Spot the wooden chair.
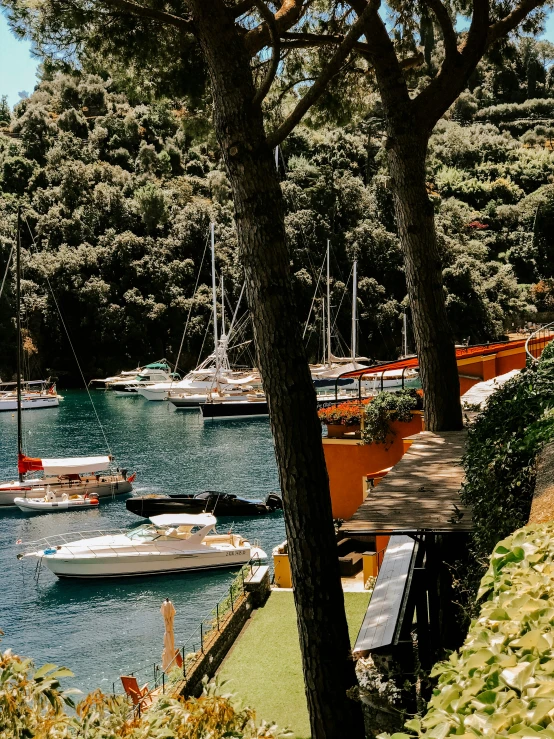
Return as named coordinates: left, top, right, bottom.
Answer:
left=120, top=676, right=154, bottom=709
left=173, top=649, right=183, bottom=669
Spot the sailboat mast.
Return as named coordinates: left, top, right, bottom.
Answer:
left=221, top=274, right=225, bottom=336
left=403, top=310, right=408, bottom=357
left=326, top=240, right=331, bottom=367
left=351, top=259, right=358, bottom=361
left=322, top=298, right=326, bottom=365
left=16, top=206, right=23, bottom=482
left=210, top=223, right=219, bottom=376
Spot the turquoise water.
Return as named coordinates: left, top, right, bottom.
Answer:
left=0, top=390, right=284, bottom=694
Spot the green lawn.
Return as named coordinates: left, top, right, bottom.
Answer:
left=218, top=590, right=370, bottom=739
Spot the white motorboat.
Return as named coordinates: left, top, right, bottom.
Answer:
left=112, top=362, right=180, bottom=396
left=17, top=513, right=267, bottom=579
left=0, top=456, right=134, bottom=507
left=15, top=489, right=100, bottom=514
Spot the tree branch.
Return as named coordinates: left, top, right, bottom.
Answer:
left=232, top=0, right=257, bottom=17
left=252, top=0, right=281, bottom=105
left=281, top=31, right=374, bottom=59
left=487, top=0, right=546, bottom=46
left=422, top=0, right=460, bottom=59
left=266, top=0, right=379, bottom=148
left=99, top=0, right=191, bottom=31
left=244, top=0, right=307, bottom=56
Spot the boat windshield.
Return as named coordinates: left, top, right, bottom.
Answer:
left=126, top=525, right=160, bottom=541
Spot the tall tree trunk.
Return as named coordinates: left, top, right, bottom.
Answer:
left=359, top=10, right=463, bottom=431
left=187, top=3, right=365, bottom=737
left=387, top=127, right=463, bottom=431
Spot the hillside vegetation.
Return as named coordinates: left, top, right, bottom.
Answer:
left=1, top=39, right=554, bottom=380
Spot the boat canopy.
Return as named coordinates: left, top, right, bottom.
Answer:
left=150, top=513, right=217, bottom=527
left=18, top=454, right=112, bottom=475
left=144, top=362, right=170, bottom=370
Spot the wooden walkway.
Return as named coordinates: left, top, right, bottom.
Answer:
left=341, top=431, right=472, bottom=535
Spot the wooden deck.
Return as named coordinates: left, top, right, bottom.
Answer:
left=341, top=431, right=472, bottom=534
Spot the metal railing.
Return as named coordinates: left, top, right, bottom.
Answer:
left=525, top=322, right=554, bottom=363
left=114, top=556, right=263, bottom=706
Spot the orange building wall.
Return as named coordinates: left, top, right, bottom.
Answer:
left=323, top=413, right=423, bottom=520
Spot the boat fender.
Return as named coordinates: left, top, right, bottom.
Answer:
left=44, top=548, right=56, bottom=555
left=90, top=497, right=99, bottom=505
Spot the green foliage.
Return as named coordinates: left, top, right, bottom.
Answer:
left=461, top=344, right=554, bottom=560
left=0, top=645, right=287, bottom=738
left=361, top=389, right=422, bottom=445
left=380, top=522, right=554, bottom=739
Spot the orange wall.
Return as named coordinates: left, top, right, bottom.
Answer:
left=457, top=343, right=531, bottom=394
left=323, top=413, right=423, bottom=519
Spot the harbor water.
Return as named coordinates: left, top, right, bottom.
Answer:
left=0, top=390, right=284, bottom=693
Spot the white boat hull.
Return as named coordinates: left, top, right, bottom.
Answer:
left=42, top=546, right=262, bottom=579
left=0, top=396, right=59, bottom=411
left=15, top=497, right=100, bottom=514
left=0, top=477, right=132, bottom=507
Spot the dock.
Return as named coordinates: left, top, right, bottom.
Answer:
left=341, top=430, right=471, bottom=535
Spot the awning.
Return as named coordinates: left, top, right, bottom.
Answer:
left=150, top=513, right=216, bottom=527
left=18, top=454, right=112, bottom=475
left=461, top=370, right=520, bottom=409
left=339, top=338, right=540, bottom=380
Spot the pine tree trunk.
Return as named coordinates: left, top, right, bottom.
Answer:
left=187, top=3, right=365, bottom=737
left=387, top=130, right=463, bottom=431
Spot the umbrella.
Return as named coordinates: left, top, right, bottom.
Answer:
left=161, top=598, right=177, bottom=673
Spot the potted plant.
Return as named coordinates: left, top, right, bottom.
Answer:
left=318, top=400, right=369, bottom=437
left=361, top=389, right=423, bottom=445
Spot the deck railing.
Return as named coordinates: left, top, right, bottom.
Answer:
left=525, top=323, right=554, bottom=363
left=114, top=556, right=262, bottom=711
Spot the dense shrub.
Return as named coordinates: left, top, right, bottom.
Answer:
left=461, top=341, right=554, bottom=560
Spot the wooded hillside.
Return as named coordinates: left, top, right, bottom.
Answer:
left=1, top=38, right=554, bottom=381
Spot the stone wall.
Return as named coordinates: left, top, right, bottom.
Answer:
left=178, top=566, right=271, bottom=698
left=529, top=441, right=554, bottom=524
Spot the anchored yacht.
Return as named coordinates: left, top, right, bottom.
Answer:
left=18, top=513, right=266, bottom=579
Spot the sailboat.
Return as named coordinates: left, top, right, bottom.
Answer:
left=140, top=224, right=260, bottom=403
left=0, top=208, right=134, bottom=507
left=309, top=243, right=370, bottom=395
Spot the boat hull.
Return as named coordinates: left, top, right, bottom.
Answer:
left=0, top=396, right=59, bottom=411
left=15, top=497, right=99, bottom=513
left=200, top=400, right=269, bottom=420
left=126, top=494, right=278, bottom=518
left=0, top=477, right=132, bottom=507
left=43, top=549, right=253, bottom=578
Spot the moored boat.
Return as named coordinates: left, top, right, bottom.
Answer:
left=126, top=490, right=283, bottom=518
left=0, top=456, right=134, bottom=507
left=200, top=395, right=269, bottom=420
left=15, top=490, right=100, bottom=514
left=17, top=513, right=267, bottom=579
left=0, top=380, right=61, bottom=411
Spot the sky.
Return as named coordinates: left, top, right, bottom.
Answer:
left=2, top=10, right=554, bottom=109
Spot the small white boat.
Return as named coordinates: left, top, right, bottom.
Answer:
left=18, top=513, right=266, bottom=579
left=15, top=489, right=100, bottom=514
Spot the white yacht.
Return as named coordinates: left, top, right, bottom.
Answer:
left=111, top=362, right=180, bottom=396
left=17, top=513, right=266, bottom=579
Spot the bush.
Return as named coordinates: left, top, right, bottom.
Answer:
left=361, top=389, right=422, bottom=445
left=460, top=343, right=554, bottom=561
left=0, top=646, right=287, bottom=738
